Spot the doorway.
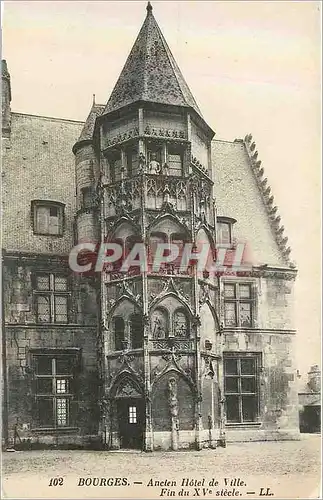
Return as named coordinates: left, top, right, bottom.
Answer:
left=117, top=398, right=145, bottom=449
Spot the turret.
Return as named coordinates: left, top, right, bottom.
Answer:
left=2, top=60, right=12, bottom=138
left=72, top=99, right=104, bottom=245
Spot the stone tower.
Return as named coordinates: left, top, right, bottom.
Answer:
left=2, top=60, right=12, bottom=138
left=95, top=2, right=220, bottom=450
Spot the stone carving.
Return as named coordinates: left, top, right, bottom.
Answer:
left=116, top=381, right=142, bottom=398
left=167, top=377, right=179, bottom=450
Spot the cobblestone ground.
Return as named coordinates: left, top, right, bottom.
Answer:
left=2, top=435, right=321, bottom=499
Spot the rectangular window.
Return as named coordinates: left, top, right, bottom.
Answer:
left=129, top=406, right=137, bottom=424
left=34, top=273, right=69, bottom=324
left=33, top=202, right=64, bottom=236
left=33, top=354, right=78, bottom=428
left=223, top=283, right=254, bottom=328
left=167, top=145, right=183, bottom=176
left=126, top=147, right=139, bottom=176
left=81, top=187, right=94, bottom=209
left=224, top=354, right=260, bottom=423
left=218, top=222, right=231, bottom=245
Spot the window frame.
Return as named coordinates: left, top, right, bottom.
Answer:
left=223, top=282, right=255, bottom=328
left=223, top=352, right=261, bottom=424
left=31, top=200, right=65, bottom=237
left=216, top=216, right=236, bottom=247
left=33, top=272, right=70, bottom=324
left=31, top=351, right=79, bottom=430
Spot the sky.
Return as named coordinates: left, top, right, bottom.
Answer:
left=2, top=1, right=321, bottom=376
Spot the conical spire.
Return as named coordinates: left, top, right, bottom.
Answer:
left=103, top=3, right=202, bottom=117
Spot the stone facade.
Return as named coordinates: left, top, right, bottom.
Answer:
left=2, top=3, right=299, bottom=451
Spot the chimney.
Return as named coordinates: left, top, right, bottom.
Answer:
left=2, top=60, right=12, bottom=138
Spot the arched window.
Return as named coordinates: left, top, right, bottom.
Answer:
left=173, top=309, right=188, bottom=338
left=171, top=233, right=187, bottom=270
left=149, top=232, right=167, bottom=269
left=111, top=237, right=124, bottom=271
left=151, top=308, right=168, bottom=339
left=130, top=313, right=143, bottom=349
left=114, top=316, right=125, bottom=351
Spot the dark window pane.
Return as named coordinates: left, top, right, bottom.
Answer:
left=50, top=206, right=58, bottom=217
left=36, top=378, right=53, bottom=394
left=35, top=356, right=52, bottom=375
left=37, top=398, right=54, bottom=427
left=240, top=302, right=252, bottom=327
left=241, top=358, right=255, bottom=375
left=130, top=314, right=143, bottom=349
left=225, top=377, right=239, bottom=393
left=241, top=377, right=256, bottom=393
left=55, top=357, right=72, bottom=375
left=240, top=284, right=251, bottom=299
left=242, top=395, right=257, bottom=422
left=36, top=295, right=50, bottom=323
left=224, top=302, right=237, bottom=326
left=226, top=395, right=240, bottom=423
left=225, top=358, right=238, bottom=375
left=114, top=317, right=125, bottom=350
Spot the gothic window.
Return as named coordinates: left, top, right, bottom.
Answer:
left=32, top=201, right=64, bottom=236
left=224, top=283, right=254, bottom=328
left=151, top=308, right=168, bottom=339
left=167, top=144, right=183, bottom=176
left=173, top=309, right=188, bottom=338
left=34, top=273, right=69, bottom=323
left=32, top=352, right=78, bottom=428
left=112, top=237, right=124, bottom=271
left=224, top=353, right=260, bottom=423
left=130, top=313, right=143, bottom=349
left=149, top=232, right=167, bottom=267
left=109, top=150, right=122, bottom=182
left=114, top=316, right=125, bottom=351
left=171, top=233, right=186, bottom=270
left=126, top=146, right=139, bottom=176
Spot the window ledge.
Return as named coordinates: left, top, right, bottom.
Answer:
left=31, top=427, right=79, bottom=434
left=225, top=422, right=262, bottom=428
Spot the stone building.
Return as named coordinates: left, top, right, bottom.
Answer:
left=2, top=2, right=299, bottom=451
left=298, top=365, right=321, bottom=434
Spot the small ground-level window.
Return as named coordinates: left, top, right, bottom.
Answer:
left=224, top=353, right=260, bottom=423
left=129, top=406, right=137, bottom=424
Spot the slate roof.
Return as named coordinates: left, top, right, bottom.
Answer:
left=103, top=3, right=202, bottom=117
left=76, top=103, right=105, bottom=143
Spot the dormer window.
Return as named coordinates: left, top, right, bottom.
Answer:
left=217, top=216, right=236, bottom=246
left=32, top=200, right=65, bottom=236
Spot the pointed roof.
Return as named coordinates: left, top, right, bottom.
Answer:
left=77, top=102, right=105, bottom=143
left=103, top=2, right=202, bottom=117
